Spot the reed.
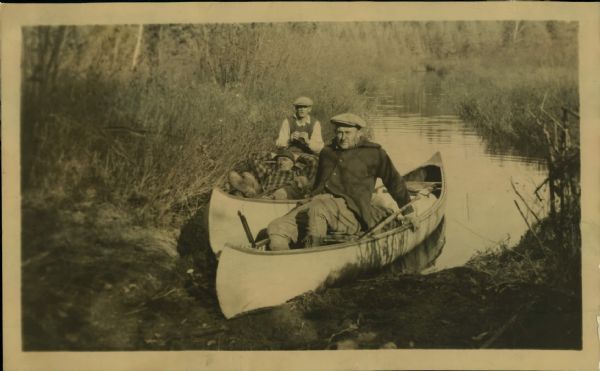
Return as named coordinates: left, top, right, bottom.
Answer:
left=467, top=103, right=581, bottom=294
left=20, top=21, right=581, bottom=350
left=467, top=201, right=580, bottom=294
left=443, top=57, right=578, bottom=158
left=21, top=21, right=578, bottom=225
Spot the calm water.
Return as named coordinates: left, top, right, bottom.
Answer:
left=370, top=77, right=548, bottom=269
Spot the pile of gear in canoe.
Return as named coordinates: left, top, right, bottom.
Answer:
left=226, top=150, right=318, bottom=200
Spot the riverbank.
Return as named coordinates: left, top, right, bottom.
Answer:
left=22, top=88, right=582, bottom=350
left=20, top=21, right=580, bottom=350
left=22, top=195, right=580, bottom=350
left=441, top=59, right=579, bottom=159
left=22, top=22, right=578, bottom=227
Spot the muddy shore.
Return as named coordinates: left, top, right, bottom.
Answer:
left=21, top=200, right=581, bottom=351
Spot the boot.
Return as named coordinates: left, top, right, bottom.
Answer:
left=228, top=171, right=245, bottom=193
left=229, top=171, right=259, bottom=197
left=242, top=172, right=261, bottom=196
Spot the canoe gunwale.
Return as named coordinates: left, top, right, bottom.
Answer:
left=212, top=187, right=307, bottom=205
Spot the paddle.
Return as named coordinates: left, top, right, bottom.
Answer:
left=237, top=211, right=256, bottom=248
left=358, top=198, right=420, bottom=241
left=359, top=183, right=440, bottom=240
left=375, top=181, right=441, bottom=194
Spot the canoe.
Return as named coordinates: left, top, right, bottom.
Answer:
left=214, top=152, right=446, bottom=318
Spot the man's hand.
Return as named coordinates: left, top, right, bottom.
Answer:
left=396, top=212, right=418, bottom=231
left=291, top=131, right=309, bottom=142
left=298, top=132, right=309, bottom=142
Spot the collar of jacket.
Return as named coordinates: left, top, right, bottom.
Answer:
left=329, top=137, right=381, bottom=151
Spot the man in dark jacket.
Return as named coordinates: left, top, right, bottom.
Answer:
left=267, top=112, right=414, bottom=250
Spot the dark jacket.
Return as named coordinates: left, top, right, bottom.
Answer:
left=311, top=138, right=412, bottom=229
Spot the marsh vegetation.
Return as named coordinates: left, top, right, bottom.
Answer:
left=21, top=21, right=580, bottom=350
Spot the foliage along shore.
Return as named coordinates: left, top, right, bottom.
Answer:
left=22, top=21, right=577, bottom=225
left=20, top=21, right=580, bottom=350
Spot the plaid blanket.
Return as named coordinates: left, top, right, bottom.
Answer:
left=249, top=152, right=318, bottom=193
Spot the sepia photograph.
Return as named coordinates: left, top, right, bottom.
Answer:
left=3, top=2, right=599, bottom=370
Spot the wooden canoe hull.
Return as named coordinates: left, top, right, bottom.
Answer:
left=215, top=152, right=446, bottom=318
left=207, top=188, right=299, bottom=255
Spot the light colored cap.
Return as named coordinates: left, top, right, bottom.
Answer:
left=330, top=113, right=367, bottom=128
left=293, top=96, right=313, bottom=107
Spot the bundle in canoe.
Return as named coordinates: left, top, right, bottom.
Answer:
left=214, top=152, right=446, bottom=318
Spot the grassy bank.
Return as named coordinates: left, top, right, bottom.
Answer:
left=22, top=200, right=580, bottom=350
left=20, top=21, right=581, bottom=350
left=441, top=48, right=578, bottom=158
left=22, top=21, right=578, bottom=225
left=22, top=23, right=389, bottom=227
left=444, top=37, right=581, bottom=298
left=22, top=73, right=369, bottom=227
left=468, top=203, right=581, bottom=295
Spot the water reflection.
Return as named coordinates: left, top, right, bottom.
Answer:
left=392, top=217, right=446, bottom=274
left=385, top=71, right=455, bottom=117
left=369, top=73, right=548, bottom=268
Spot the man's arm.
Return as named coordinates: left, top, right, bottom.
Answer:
left=308, top=121, right=325, bottom=153
left=275, top=119, right=291, bottom=148
left=377, top=149, right=413, bottom=214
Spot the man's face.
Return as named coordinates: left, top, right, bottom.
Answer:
left=295, top=105, right=311, bottom=119
left=335, top=125, right=360, bottom=149
left=277, top=156, right=294, bottom=171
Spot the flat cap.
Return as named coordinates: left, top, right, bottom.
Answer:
left=293, top=96, right=313, bottom=107
left=330, top=113, right=367, bottom=128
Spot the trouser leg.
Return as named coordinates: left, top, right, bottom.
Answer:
left=267, top=202, right=311, bottom=250
left=307, top=195, right=361, bottom=238
left=268, top=195, right=361, bottom=250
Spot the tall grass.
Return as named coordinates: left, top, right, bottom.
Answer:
left=21, top=21, right=578, bottom=225
left=442, top=43, right=578, bottom=158
left=20, top=22, right=581, bottom=351
left=22, top=24, right=381, bottom=224
left=468, top=201, right=580, bottom=294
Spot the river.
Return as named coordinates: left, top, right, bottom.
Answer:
left=369, top=74, right=548, bottom=270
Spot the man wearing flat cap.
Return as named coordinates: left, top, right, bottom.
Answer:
left=275, top=96, right=324, bottom=154
left=267, top=113, right=414, bottom=250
